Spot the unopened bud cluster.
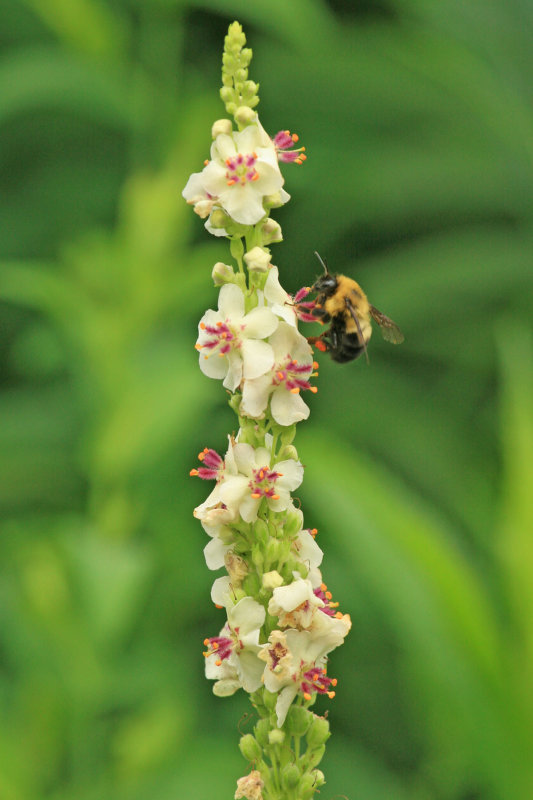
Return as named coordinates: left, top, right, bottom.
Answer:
left=183, top=21, right=349, bottom=800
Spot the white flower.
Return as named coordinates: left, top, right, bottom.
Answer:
left=196, top=283, right=278, bottom=391
left=268, top=578, right=324, bottom=629
left=241, top=322, right=316, bottom=425
left=183, top=123, right=289, bottom=227
left=219, top=439, right=304, bottom=523
left=258, top=623, right=349, bottom=726
left=204, top=596, right=266, bottom=693
left=193, top=434, right=304, bottom=526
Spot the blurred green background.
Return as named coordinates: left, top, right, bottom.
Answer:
left=2, top=0, right=533, bottom=798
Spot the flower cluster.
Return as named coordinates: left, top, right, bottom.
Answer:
left=183, top=21, right=350, bottom=800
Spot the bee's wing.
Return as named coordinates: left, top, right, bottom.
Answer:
left=369, top=304, right=404, bottom=344
left=345, top=297, right=369, bottom=364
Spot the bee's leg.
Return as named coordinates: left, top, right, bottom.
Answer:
left=311, top=305, right=331, bottom=322
left=307, top=328, right=334, bottom=354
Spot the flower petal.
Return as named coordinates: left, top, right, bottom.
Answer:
left=241, top=339, right=275, bottom=380
left=218, top=283, right=245, bottom=319
left=242, top=306, right=278, bottom=338
left=271, top=386, right=310, bottom=426
left=241, top=374, right=273, bottom=418
left=275, top=459, right=304, bottom=491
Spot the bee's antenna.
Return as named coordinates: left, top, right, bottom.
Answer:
left=314, top=251, right=329, bottom=276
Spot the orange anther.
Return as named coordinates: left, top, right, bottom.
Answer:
left=303, top=692, right=311, bottom=701
left=327, top=691, right=336, bottom=699
left=292, top=133, right=299, bottom=142
left=200, top=322, right=206, bottom=329
left=310, top=386, right=318, bottom=393
left=204, top=159, right=209, bottom=166
left=290, top=387, right=300, bottom=394
left=272, top=494, right=280, bottom=500
left=190, top=469, right=199, bottom=476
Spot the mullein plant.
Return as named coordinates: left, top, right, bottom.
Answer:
left=183, top=22, right=351, bottom=800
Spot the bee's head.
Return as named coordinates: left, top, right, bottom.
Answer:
left=311, top=251, right=337, bottom=294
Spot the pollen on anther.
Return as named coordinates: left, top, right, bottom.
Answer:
left=327, top=691, right=336, bottom=699
left=272, top=494, right=280, bottom=500
left=310, top=386, right=318, bottom=394
left=203, top=638, right=210, bottom=646
left=251, top=492, right=261, bottom=499
left=190, top=469, right=199, bottom=476
left=215, top=659, right=222, bottom=666
left=204, top=159, right=209, bottom=166
left=290, top=387, right=300, bottom=394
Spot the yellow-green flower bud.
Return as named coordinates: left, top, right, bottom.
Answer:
left=285, top=705, right=313, bottom=736
left=212, top=261, right=236, bottom=286
left=284, top=508, right=304, bottom=537
left=305, top=744, right=326, bottom=769
left=253, top=518, right=269, bottom=545
left=234, top=106, right=257, bottom=128
left=243, top=573, right=261, bottom=596
left=298, top=772, right=321, bottom=797
left=254, top=718, right=270, bottom=746
left=263, top=689, right=277, bottom=712
left=307, top=716, right=330, bottom=747
left=268, top=728, right=285, bottom=745
left=276, top=444, right=298, bottom=462
left=311, top=769, right=325, bottom=788
left=211, top=118, right=233, bottom=138
left=263, top=191, right=285, bottom=208
left=209, top=208, right=230, bottom=229
left=239, top=734, right=262, bottom=762
left=281, top=764, right=300, bottom=788
left=261, top=218, right=283, bottom=244
left=264, top=537, right=281, bottom=564
left=244, top=245, right=271, bottom=273
left=251, top=544, right=264, bottom=568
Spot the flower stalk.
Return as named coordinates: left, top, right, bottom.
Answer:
left=183, top=21, right=350, bottom=800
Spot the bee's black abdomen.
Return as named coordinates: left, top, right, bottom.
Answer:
left=329, top=332, right=364, bottom=363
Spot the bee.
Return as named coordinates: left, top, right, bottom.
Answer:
left=302, top=252, right=404, bottom=363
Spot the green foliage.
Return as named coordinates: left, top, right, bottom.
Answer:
left=1, top=0, right=532, bottom=797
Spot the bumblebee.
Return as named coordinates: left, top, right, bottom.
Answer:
left=304, top=252, right=404, bottom=363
